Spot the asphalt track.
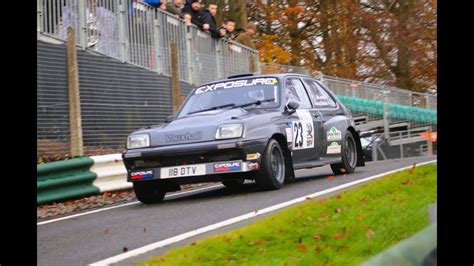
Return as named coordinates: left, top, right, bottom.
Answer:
left=37, top=155, right=437, bottom=266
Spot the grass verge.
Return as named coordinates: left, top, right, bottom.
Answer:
left=139, top=163, right=437, bottom=266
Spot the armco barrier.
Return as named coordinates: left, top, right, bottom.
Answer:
left=90, top=154, right=130, bottom=193
left=360, top=223, right=437, bottom=266
left=37, top=154, right=130, bottom=204
left=37, top=157, right=99, bottom=204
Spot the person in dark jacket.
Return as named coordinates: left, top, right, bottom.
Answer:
left=181, top=0, right=205, bottom=28
left=200, top=2, right=223, bottom=39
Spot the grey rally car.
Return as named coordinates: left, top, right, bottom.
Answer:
left=122, top=73, right=365, bottom=203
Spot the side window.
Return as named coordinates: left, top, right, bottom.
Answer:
left=303, top=79, right=337, bottom=108
left=286, top=78, right=312, bottom=109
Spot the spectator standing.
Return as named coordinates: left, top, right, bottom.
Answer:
left=235, top=22, right=257, bottom=49
left=158, top=2, right=166, bottom=11
left=220, top=19, right=241, bottom=40
left=200, top=2, right=222, bottom=39
left=235, top=22, right=258, bottom=72
left=182, top=12, right=193, bottom=26
left=166, top=0, right=183, bottom=17
left=182, top=0, right=205, bottom=28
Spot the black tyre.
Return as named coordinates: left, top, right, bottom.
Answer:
left=330, top=131, right=357, bottom=175
left=221, top=178, right=245, bottom=189
left=255, top=139, right=286, bottom=190
left=133, top=181, right=167, bottom=204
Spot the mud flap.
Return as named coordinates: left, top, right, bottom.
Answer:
left=350, top=128, right=365, bottom=167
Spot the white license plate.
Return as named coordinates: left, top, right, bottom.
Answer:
left=160, top=164, right=206, bottom=179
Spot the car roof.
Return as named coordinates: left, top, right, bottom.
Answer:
left=197, top=73, right=318, bottom=87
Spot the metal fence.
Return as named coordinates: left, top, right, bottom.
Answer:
left=321, top=75, right=437, bottom=110
left=37, top=0, right=259, bottom=85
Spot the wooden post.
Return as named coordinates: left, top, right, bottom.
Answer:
left=67, top=27, right=84, bottom=157
left=170, top=42, right=181, bottom=114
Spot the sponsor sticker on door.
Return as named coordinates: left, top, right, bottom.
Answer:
left=327, top=126, right=342, bottom=141
left=327, top=142, right=341, bottom=154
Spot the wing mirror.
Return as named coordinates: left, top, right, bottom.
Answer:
left=165, top=115, right=174, bottom=123
left=285, top=100, right=300, bottom=114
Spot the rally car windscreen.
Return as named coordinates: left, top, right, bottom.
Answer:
left=178, top=77, right=280, bottom=118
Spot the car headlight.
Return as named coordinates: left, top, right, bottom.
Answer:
left=215, top=124, right=243, bottom=139
left=127, top=134, right=150, bottom=149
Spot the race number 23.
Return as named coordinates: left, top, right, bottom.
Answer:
left=293, top=122, right=303, bottom=148
left=292, top=110, right=315, bottom=150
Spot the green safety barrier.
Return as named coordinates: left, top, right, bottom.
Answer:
left=37, top=157, right=99, bottom=204
left=336, top=95, right=437, bottom=125
left=360, top=223, right=437, bottom=266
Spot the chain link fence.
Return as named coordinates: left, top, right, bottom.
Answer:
left=37, top=42, right=71, bottom=160
left=37, top=40, right=195, bottom=162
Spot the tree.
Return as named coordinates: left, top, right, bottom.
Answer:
left=247, top=0, right=436, bottom=92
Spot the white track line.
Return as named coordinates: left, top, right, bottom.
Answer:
left=37, top=184, right=224, bottom=226
left=90, top=160, right=437, bottom=266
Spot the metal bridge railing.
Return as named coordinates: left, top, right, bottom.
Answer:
left=37, top=0, right=259, bottom=85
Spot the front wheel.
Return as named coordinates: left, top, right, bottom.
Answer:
left=330, top=131, right=357, bottom=175
left=133, top=181, right=167, bottom=204
left=255, top=139, right=286, bottom=190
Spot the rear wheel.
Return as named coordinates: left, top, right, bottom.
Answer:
left=330, top=131, right=357, bottom=175
left=255, top=139, right=286, bottom=190
left=133, top=181, right=167, bottom=204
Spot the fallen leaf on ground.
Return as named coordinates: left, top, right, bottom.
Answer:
left=356, top=215, right=363, bottom=221
left=297, top=243, right=307, bottom=253
left=360, top=198, right=369, bottom=204
left=104, top=228, right=109, bottom=235
left=313, top=233, right=322, bottom=239
left=402, top=179, right=411, bottom=185
left=334, top=232, right=346, bottom=239
left=367, top=229, right=375, bottom=237
left=327, top=175, right=334, bottom=181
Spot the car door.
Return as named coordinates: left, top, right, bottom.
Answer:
left=302, top=78, right=344, bottom=159
left=284, top=77, right=319, bottom=163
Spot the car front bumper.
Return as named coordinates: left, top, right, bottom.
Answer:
left=122, top=137, right=268, bottom=182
